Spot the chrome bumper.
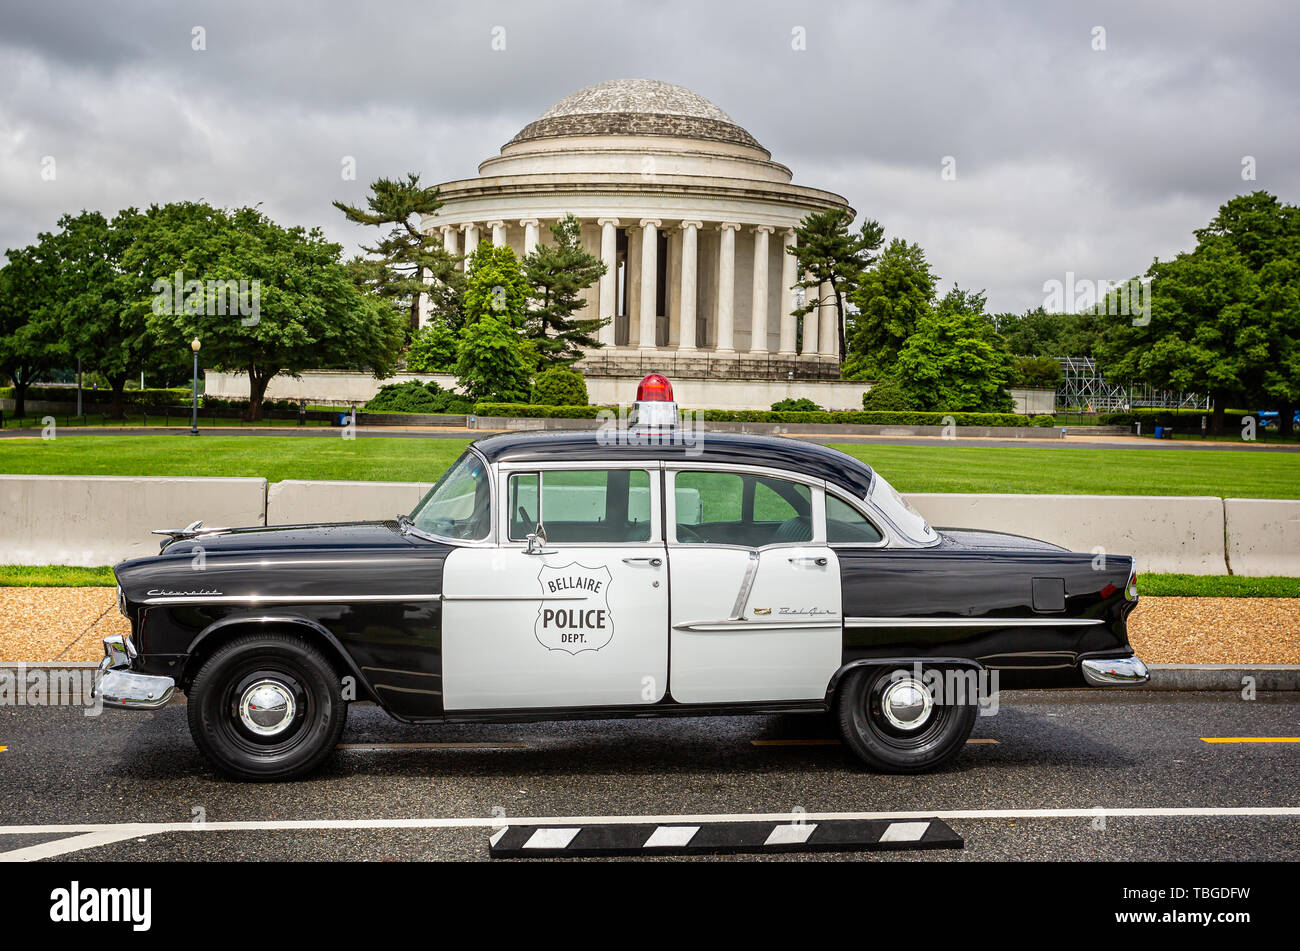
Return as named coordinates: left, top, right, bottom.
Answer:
left=92, top=634, right=176, bottom=710
left=1080, top=654, right=1150, bottom=687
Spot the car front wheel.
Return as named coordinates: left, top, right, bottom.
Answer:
left=186, top=633, right=347, bottom=781
left=837, top=665, right=977, bottom=773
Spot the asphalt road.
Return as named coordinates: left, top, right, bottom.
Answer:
left=1, top=690, right=1297, bottom=861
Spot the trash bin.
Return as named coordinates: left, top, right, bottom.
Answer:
left=1153, top=426, right=1163, bottom=438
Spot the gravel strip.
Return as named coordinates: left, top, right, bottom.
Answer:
left=0, top=589, right=1295, bottom=665
left=1127, top=596, right=1300, bottom=664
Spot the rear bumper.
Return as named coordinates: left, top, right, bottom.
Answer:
left=1080, top=654, right=1150, bottom=687
left=92, top=634, right=176, bottom=710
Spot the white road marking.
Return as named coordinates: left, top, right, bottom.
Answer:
left=643, top=825, right=699, bottom=848
left=0, top=830, right=149, bottom=862
left=879, top=821, right=930, bottom=842
left=765, top=823, right=816, bottom=846
left=336, top=742, right=529, bottom=750
left=2, top=806, right=1297, bottom=861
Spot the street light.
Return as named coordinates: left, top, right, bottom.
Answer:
left=189, top=338, right=201, bottom=436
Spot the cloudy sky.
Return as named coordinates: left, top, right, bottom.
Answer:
left=2, top=0, right=1295, bottom=314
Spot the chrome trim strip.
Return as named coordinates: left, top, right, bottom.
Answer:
left=675, top=619, right=842, bottom=633
left=441, top=595, right=586, bottom=602
left=728, top=550, right=760, bottom=620
left=845, top=616, right=1105, bottom=629
left=142, top=593, right=443, bottom=606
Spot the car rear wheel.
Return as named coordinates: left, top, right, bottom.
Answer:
left=836, top=665, right=977, bottom=773
left=186, top=633, right=347, bottom=781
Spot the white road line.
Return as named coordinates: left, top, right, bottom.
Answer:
left=1, top=805, right=1297, bottom=845
left=0, top=830, right=148, bottom=862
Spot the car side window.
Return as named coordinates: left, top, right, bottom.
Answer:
left=508, top=469, right=652, bottom=544
left=826, top=494, right=884, bottom=544
left=674, top=471, right=812, bottom=547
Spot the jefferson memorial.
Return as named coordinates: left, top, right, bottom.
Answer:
left=420, top=78, right=853, bottom=381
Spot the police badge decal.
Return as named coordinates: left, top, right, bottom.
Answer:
left=535, top=563, right=615, bottom=655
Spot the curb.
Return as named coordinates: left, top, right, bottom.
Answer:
left=4, top=663, right=1299, bottom=691
left=1146, top=664, right=1300, bottom=691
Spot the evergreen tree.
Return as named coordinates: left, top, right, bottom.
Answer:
left=845, top=238, right=937, bottom=379
left=789, top=209, right=883, bottom=362
left=333, top=173, right=463, bottom=335
left=522, top=214, right=608, bottom=366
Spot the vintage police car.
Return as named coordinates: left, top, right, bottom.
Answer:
left=96, top=375, right=1148, bottom=781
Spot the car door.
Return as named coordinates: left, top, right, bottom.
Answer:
left=666, top=467, right=843, bottom=703
left=441, top=463, right=668, bottom=711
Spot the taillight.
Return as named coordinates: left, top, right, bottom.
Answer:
left=1126, top=563, right=1139, bottom=601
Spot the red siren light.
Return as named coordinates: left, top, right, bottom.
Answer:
left=636, top=373, right=674, bottom=402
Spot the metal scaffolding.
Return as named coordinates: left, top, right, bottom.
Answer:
left=1055, top=357, right=1210, bottom=412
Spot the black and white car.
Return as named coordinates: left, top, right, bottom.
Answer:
left=96, top=375, right=1148, bottom=780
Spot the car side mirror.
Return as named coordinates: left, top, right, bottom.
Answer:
left=525, top=523, right=548, bottom=555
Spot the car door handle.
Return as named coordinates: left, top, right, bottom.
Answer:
left=622, top=557, right=663, bottom=567
left=788, top=556, right=828, bottom=566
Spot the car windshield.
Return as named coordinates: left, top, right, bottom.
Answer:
left=409, top=451, right=491, bottom=541
left=867, top=472, right=937, bottom=545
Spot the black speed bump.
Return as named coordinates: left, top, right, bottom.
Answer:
left=488, top=818, right=963, bottom=858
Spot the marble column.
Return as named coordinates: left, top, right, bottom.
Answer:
left=441, top=225, right=459, bottom=258
left=677, top=221, right=702, bottom=351
left=716, top=222, right=741, bottom=353
left=520, top=218, right=540, bottom=255
left=778, top=230, right=798, bottom=354
left=638, top=219, right=661, bottom=349
left=750, top=226, right=773, bottom=353
left=487, top=220, right=507, bottom=246
left=819, top=280, right=838, bottom=357
left=462, top=223, right=479, bottom=261
left=801, top=270, right=819, bottom=357
left=597, top=218, right=619, bottom=347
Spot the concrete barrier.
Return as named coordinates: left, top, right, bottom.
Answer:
left=266, top=480, right=433, bottom=526
left=1224, top=498, right=1300, bottom=577
left=0, top=475, right=266, bottom=567
left=905, top=493, right=1228, bottom=575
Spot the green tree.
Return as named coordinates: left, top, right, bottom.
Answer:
left=522, top=214, right=608, bottom=366
left=995, top=306, right=1098, bottom=358
left=0, top=255, right=61, bottom=418
left=333, top=173, right=464, bottom=334
left=455, top=243, right=533, bottom=402
left=789, top=210, right=883, bottom=362
left=1094, top=192, right=1300, bottom=434
left=405, top=320, right=458, bottom=373
left=845, top=238, right=937, bottom=379
left=891, top=286, right=1015, bottom=412
left=131, top=202, right=405, bottom=420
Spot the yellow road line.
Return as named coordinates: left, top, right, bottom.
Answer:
left=751, top=738, right=999, bottom=747
left=1201, top=737, right=1300, bottom=744
left=0, top=746, right=7, bottom=753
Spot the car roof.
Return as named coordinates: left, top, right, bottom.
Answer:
left=469, top=429, right=875, bottom=497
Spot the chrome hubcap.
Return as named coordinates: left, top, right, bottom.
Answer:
left=238, top=679, right=296, bottom=736
left=881, top=678, right=933, bottom=730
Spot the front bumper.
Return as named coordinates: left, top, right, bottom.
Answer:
left=1080, top=654, right=1150, bottom=687
left=92, top=634, right=176, bottom=710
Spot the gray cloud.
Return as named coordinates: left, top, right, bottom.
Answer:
left=2, top=0, right=1296, bottom=314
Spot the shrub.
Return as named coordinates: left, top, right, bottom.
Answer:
left=532, top=367, right=589, bottom=406
left=474, top=403, right=609, bottom=419
left=1030, top=414, right=1057, bottom=427
left=770, top=397, right=822, bottom=412
left=364, top=380, right=472, bottom=415
left=860, top=379, right=912, bottom=411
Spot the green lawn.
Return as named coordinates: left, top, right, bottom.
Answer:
left=0, top=434, right=469, bottom=483
left=829, top=443, right=1300, bottom=498
left=0, top=433, right=1296, bottom=498
left=1, top=563, right=1293, bottom=596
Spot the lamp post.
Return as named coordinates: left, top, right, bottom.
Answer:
left=189, top=338, right=201, bottom=436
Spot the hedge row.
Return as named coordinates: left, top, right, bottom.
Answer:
left=0, top=386, right=190, bottom=408
left=474, top=403, right=1031, bottom=427
left=1099, top=408, right=1248, bottom=425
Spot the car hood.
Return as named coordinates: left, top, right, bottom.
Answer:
left=935, top=528, right=1067, bottom=552
left=136, top=520, right=415, bottom=561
